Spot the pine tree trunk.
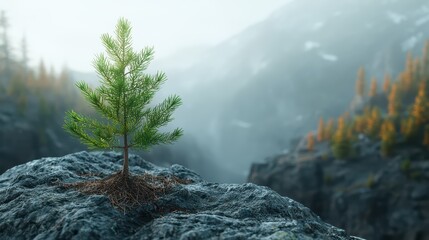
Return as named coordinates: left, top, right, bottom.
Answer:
left=122, top=133, right=129, bottom=177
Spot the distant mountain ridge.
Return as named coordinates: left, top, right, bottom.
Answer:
left=156, top=0, right=429, bottom=180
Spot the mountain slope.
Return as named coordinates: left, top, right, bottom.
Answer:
left=159, top=0, right=429, bottom=180
left=248, top=135, right=429, bottom=240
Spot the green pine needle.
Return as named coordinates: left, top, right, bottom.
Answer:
left=63, top=18, right=183, bottom=155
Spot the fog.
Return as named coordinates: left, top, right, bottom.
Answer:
left=3, top=0, right=429, bottom=183
left=150, top=0, right=429, bottom=182
left=3, top=0, right=290, bottom=71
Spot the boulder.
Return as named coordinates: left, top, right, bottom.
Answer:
left=0, top=151, right=359, bottom=240
left=248, top=146, right=429, bottom=240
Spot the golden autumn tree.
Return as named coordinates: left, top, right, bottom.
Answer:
left=383, top=74, right=391, bottom=94
left=353, top=116, right=366, bottom=133
left=412, top=80, right=429, bottom=125
left=324, top=118, right=335, bottom=141
left=355, top=67, right=366, bottom=97
left=366, top=107, right=382, bottom=138
left=401, top=117, right=418, bottom=142
left=347, top=124, right=355, bottom=141
left=307, top=132, right=315, bottom=151
left=380, top=120, right=396, bottom=157
left=388, top=83, right=401, bottom=118
left=369, top=77, right=378, bottom=98
left=332, top=116, right=352, bottom=159
left=317, top=117, right=324, bottom=142
left=363, top=106, right=371, bottom=117
left=334, top=117, right=346, bottom=139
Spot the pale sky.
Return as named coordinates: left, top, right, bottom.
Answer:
left=2, top=0, right=291, bottom=72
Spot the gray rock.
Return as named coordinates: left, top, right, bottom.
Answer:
left=248, top=148, right=429, bottom=240
left=0, top=151, right=357, bottom=240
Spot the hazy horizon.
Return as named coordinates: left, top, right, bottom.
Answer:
left=2, top=0, right=292, bottom=72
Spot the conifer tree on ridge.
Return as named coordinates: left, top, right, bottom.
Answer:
left=64, top=18, right=183, bottom=178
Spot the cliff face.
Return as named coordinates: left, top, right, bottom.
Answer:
left=248, top=139, right=429, bottom=240
left=0, top=151, right=358, bottom=240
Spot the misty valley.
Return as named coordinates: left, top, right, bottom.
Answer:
left=1, top=0, right=429, bottom=239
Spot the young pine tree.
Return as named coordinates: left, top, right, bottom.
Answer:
left=307, top=131, right=315, bottom=151
left=366, top=107, right=382, bottom=139
left=368, top=77, right=377, bottom=98
left=412, top=80, right=428, bottom=125
left=380, top=120, right=396, bottom=157
left=332, top=116, right=352, bottom=159
left=401, top=117, right=417, bottom=142
left=353, top=116, right=366, bottom=133
left=388, top=83, right=401, bottom=118
left=64, top=18, right=183, bottom=178
left=324, top=118, right=335, bottom=141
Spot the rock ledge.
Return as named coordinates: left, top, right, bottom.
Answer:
left=0, top=151, right=359, bottom=239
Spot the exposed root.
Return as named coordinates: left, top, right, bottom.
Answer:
left=63, top=172, right=190, bottom=212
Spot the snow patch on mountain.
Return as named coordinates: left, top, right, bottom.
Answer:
left=415, top=15, right=429, bottom=26
left=319, top=52, right=338, bottom=62
left=402, top=33, right=423, bottom=51
left=312, top=22, right=325, bottom=30
left=420, top=5, right=429, bottom=13
left=304, top=41, right=321, bottom=51
left=386, top=11, right=406, bottom=24
left=231, top=119, right=252, bottom=129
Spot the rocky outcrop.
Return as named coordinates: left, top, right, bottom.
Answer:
left=248, top=140, right=429, bottom=240
left=0, top=151, right=359, bottom=239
